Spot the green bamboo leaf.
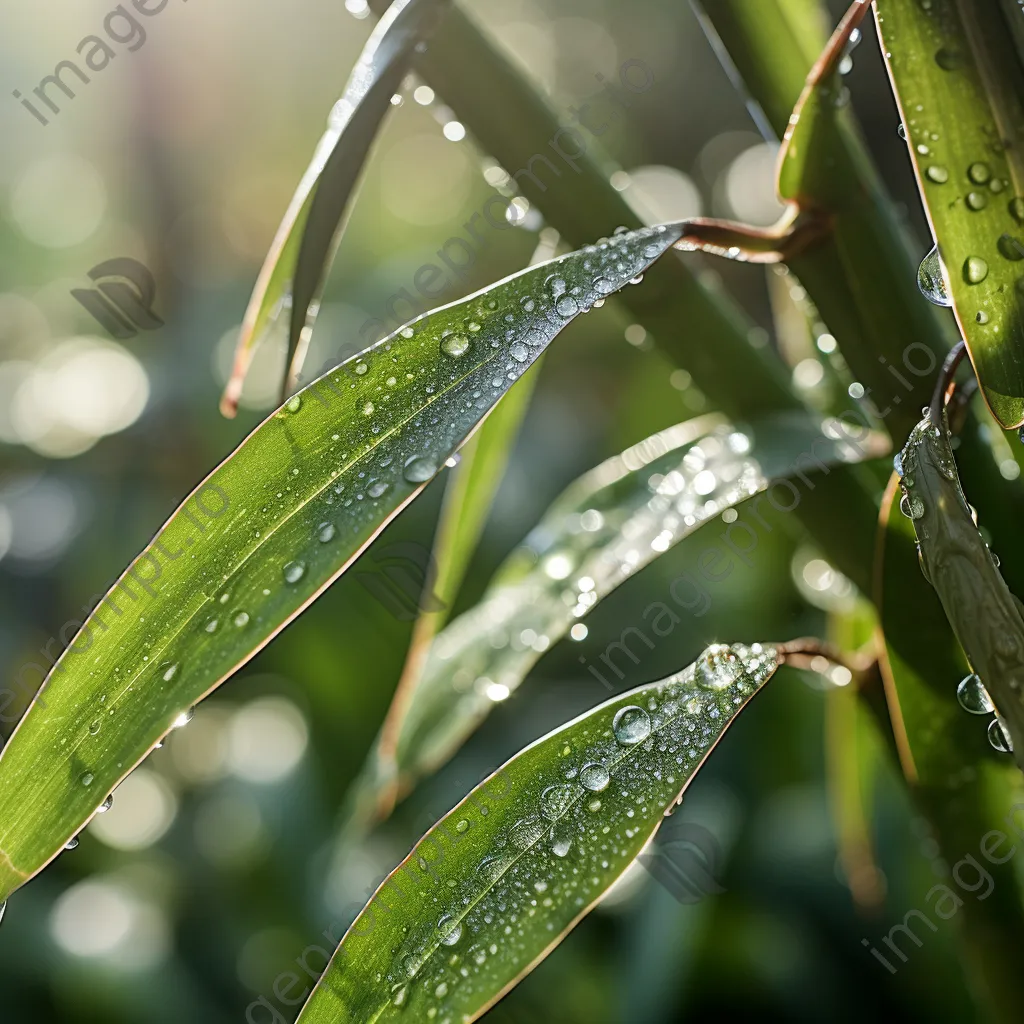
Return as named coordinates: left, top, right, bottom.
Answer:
left=220, top=0, right=450, bottom=416
left=895, top=410, right=1024, bottom=768
left=343, top=412, right=887, bottom=833
left=0, top=222, right=682, bottom=905
left=875, top=475, right=1024, bottom=1020
left=297, top=642, right=784, bottom=1024
left=874, top=0, right=1024, bottom=428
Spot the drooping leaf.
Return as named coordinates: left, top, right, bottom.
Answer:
left=297, top=642, right=784, bottom=1024
left=342, top=412, right=887, bottom=832
left=894, top=410, right=1024, bottom=768
left=220, top=0, right=451, bottom=416
left=874, top=0, right=1024, bottom=428
left=875, top=476, right=1024, bottom=1019
left=0, top=223, right=683, bottom=904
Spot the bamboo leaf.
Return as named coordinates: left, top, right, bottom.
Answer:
left=874, top=0, right=1024, bottom=428
left=0, top=223, right=682, bottom=904
left=344, top=412, right=887, bottom=833
left=220, top=0, right=450, bottom=416
left=894, top=410, right=1024, bottom=769
left=875, top=475, right=1024, bottom=1020
left=297, top=642, right=784, bottom=1024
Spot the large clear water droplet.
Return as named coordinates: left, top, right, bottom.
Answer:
left=918, top=246, right=952, bottom=306
left=695, top=644, right=741, bottom=690
left=173, top=707, right=195, bottom=729
left=403, top=455, right=438, bottom=483
left=956, top=674, right=994, bottom=714
left=283, top=561, right=306, bottom=584
left=80, top=772, right=95, bottom=787
left=96, top=794, right=113, bottom=813
left=555, top=295, right=579, bottom=317
left=317, top=522, right=336, bottom=543
left=612, top=705, right=652, bottom=745
left=437, top=914, right=462, bottom=946
left=964, top=256, right=989, bottom=284
left=440, top=333, right=470, bottom=358
left=579, top=762, right=610, bottom=792
left=988, top=716, right=1014, bottom=753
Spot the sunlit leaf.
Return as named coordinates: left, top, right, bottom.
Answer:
left=874, top=0, right=1024, bottom=428
left=220, top=0, right=451, bottom=416
left=342, top=412, right=887, bottom=832
left=297, top=642, right=783, bottom=1024
left=0, top=223, right=683, bottom=904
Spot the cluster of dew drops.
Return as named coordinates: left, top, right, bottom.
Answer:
left=379, top=644, right=776, bottom=1015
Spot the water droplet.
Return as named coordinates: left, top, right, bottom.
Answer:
left=977, top=311, right=990, bottom=324
left=284, top=395, right=302, bottom=413
left=354, top=361, right=368, bottom=376
left=96, top=794, right=113, bottom=813
left=957, top=674, right=994, bottom=714
left=509, top=342, right=529, bottom=362
left=160, top=662, right=179, bottom=683
left=173, top=707, right=195, bottom=729
left=283, top=561, right=306, bottom=584
left=441, top=334, right=470, bottom=358
left=555, top=295, right=579, bottom=317
left=968, top=161, right=991, bottom=185
left=391, top=983, right=409, bottom=1006
left=964, top=256, right=989, bottom=284
left=966, top=191, right=987, bottom=211
left=438, top=915, right=463, bottom=946
left=455, top=819, right=469, bottom=834
left=612, top=705, right=652, bottom=745
left=368, top=481, right=389, bottom=498
left=898, top=123, right=907, bottom=140
left=403, top=455, right=438, bottom=483
left=989, top=716, right=1014, bottom=753
left=925, top=165, right=949, bottom=184
left=80, top=772, right=95, bottom=787
left=580, top=762, right=610, bottom=792
left=540, top=784, right=574, bottom=820
left=509, top=816, right=546, bottom=847
left=317, top=522, right=336, bottom=543
left=593, top=276, right=615, bottom=295
left=587, top=797, right=602, bottom=812
left=520, top=297, right=535, bottom=312
left=205, top=618, right=219, bottom=633
left=65, top=837, right=79, bottom=851
left=999, top=234, right=1024, bottom=261
left=1011, top=197, right=1024, bottom=223
left=900, top=492, right=925, bottom=519
left=362, top=401, right=374, bottom=416
left=435, top=982, right=449, bottom=998
left=695, top=644, right=741, bottom=690
left=551, top=830, right=573, bottom=858
left=233, top=611, right=250, bottom=627
left=88, top=720, right=101, bottom=736
left=918, top=245, right=952, bottom=306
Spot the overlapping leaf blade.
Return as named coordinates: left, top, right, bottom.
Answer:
left=342, top=412, right=887, bottom=834
left=0, top=223, right=682, bottom=903
left=297, top=643, right=783, bottom=1024
left=221, top=0, right=450, bottom=415
left=874, top=0, right=1024, bottom=428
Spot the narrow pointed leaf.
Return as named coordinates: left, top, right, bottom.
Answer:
left=875, top=476, right=1024, bottom=1019
left=297, top=642, right=783, bottom=1024
left=895, top=412, right=1024, bottom=769
left=344, top=412, right=887, bottom=832
left=874, top=0, right=1024, bottom=428
left=221, top=0, right=450, bottom=416
left=0, top=223, right=682, bottom=903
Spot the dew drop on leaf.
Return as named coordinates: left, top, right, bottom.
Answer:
left=441, top=334, right=470, bottom=358
left=579, top=762, right=610, bottom=792
left=917, top=245, right=952, bottom=306
left=403, top=455, right=438, bottom=483
left=79, top=772, right=95, bottom=787
left=283, top=561, right=306, bottom=584
left=612, top=705, right=651, bottom=745
left=900, top=492, right=925, bottom=519
left=438, top=914, right=463, bottom=946
left=964, top=256, right=989, bottom=284
left=317, top=522, right=336, bottom=543
left=989, top=716, right=1014, bottom=753
left=540, top=784, right=574, bottom=819
left=956, top=674, right=994, bottom=714
left=925, top=165, right=949, bottom=184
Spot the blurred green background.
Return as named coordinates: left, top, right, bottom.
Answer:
left=0, top=0, right=987, bottom=1021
